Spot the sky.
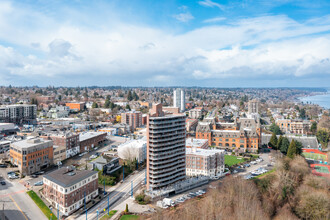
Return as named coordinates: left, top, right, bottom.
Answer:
left=0, top=0, right=330, bottom=87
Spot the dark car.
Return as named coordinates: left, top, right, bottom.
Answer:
left=0, top=181, right=6, bottom=185
left=0, top=164, right=7, bottom=168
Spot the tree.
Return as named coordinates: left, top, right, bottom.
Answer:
left=132, top=91, right=139, bottom=101
left=125, top=204, right=129, bottom=213
left=280, top=137, right=290, bottom=155
left=127, top=91, right=133, bottom=101
left=310, top=122, right=317, bottom=134
left=316, top=129, right=329, bottom=149
left=287, top=140, right=297, bottom=159
left=277, top=135, right=283, bottom=150
left=270, top=123, right=282, bottom=135
left=268, top=133, right=278, bottom=150
left=294, top=140, right=303, bottom=155
left=92, top=102, right=98, bottom=108
left=104, top=99, right=110, bottom=108
left=299, top=108, right=306, bottom=119
left=126, top=104, right=131, bottom=111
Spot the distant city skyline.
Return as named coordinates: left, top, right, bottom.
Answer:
left=0, top=0, right=330, bottom=87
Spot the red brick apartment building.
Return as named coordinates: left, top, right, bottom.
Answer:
left=43, top=167, right=98, bottom=216
left=196, top=117, right=261, bottom=153
left=121, top=110, right=142, bottom=131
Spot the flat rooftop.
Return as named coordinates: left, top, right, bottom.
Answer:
left=186, top=147, right=224, bottom=156
left=79, top=132, right=106, bottom=142
left=44, top=167, right=97, bottom=188
left=11, top=138, right=52, bottom=149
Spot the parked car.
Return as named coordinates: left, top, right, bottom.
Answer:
left=244, top=163, right=251, bottom=167
left=34, top=181, right=43, bottom=186
left=8, top=175, right=18, bottom=179
left=233, top=170, right=238, bottom=174
left=0, top=181, right=6, bottom=185
left=0, top=164, right=7, bottom=168
left=31, top=174, right=38, bottom=178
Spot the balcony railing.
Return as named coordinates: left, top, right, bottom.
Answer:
left=149, top=154, right=185, bottom=164
left=149, top=167, right=186, bottom=179
left=149, top=159, right=185, bottom=170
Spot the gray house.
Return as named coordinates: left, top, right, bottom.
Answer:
left=90, top=156, right=121, bottom=174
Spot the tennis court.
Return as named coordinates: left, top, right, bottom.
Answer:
left=302, top=152, right=327, bottom=161
left=313, top=165, right=330, bottom=174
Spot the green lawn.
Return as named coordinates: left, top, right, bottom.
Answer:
left=27, top=190, right=57, bottom=220
left=224, top=155, right=245, bottom=167
left=302, top=152, right=327, bottom=161
left=100, top=210, right=117, bottom=220
left=252, top=168, right=276, bottom=179
left=120, top=215, right=140, bottom=220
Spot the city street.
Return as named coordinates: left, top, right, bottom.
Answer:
left=0, top=168, right=47, bottom=220
left=73, top=170, right=146, bottom=220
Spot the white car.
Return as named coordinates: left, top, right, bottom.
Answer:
left=8, top=175, right=18, bottom=179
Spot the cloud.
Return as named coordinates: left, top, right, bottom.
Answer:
left=203, top=17, right=226, bottom=23
left=0, top=2, right=330, bottom=86
left=198, top=0, right=225, bottom=10
left=173, top=12, right=194, bottom=22
left=48, top=39, right=73, bottom=57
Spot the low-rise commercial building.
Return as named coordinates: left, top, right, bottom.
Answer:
left=65, top=102, right=85, bottom=111
left=186, top=147, right=225, bottom=177
left=43, top=167, right=98, bottom=216
left=189, top=107, right=203, bottom=119
left=79, top=132, right=107, bottom=152
left=41, top=132, right=80, bottom=159
left=10, top=138, right=53, bottom=175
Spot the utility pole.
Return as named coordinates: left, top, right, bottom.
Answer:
left=131, top=181, right=133, bottom=198
left=123, top=166, right=125, bottom=181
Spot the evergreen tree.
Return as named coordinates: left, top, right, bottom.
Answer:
left=268, top=133, right=278, bottom=150
left=127, top=91, right=133, bottom=101
left=310, top=122, right=317, bottom=134
left=270, top=123, right=282, bottom=135
left=280, top=137, right=290, bottom=155
left=287, top=140, right=297, bottom=159
left=277, top=135, right=283, bottom=150
left=126, top=104, right=131, bottom=111
left=92, top=102, right=98, bottom=108
left=104, top=99, right=110, bottom=108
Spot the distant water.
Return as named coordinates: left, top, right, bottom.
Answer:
left=299, top=91, right=330, bottom=109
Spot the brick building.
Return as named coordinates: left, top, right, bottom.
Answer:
left=196, top=117, right=261, bottom=153
left=79, top=132, right=107, bottom=152
left=36, top=96, right=55, bottom=105
left=121, top=110, right=142, bottom=131
left=10, top=138, right=53, bottom=175
left=65, top=102, right=85, bottom=111
left=43, top=167, right=98, bottom=216
left=41, top=132, right=80, bottom=161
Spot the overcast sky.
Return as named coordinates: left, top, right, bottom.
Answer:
left=1, top=0, right=330, bottom=87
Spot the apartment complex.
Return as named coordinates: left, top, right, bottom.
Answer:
left=0, top=104, right=37, bottom=124
left=65, top=102, right=85, bottom=111
left=79, top=132, right=107, bottom=152
left=121, top=110, right=142, bottom=131
left=173, top=88, right=185, bottom=112
left=10, top=138, right=53, bottom=175
left=188, top=107, right=203, bottom=119
left=41, top=132, right=80, bottom=161
left=43, top=167, right=98, bottom=216
left=276, top=119, right=311, bottom=135
left=186, top=147, right=225, bottom=177
left=196, top=117, right=261, bottom=153
left=147, top=104, right=186, bottom=191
